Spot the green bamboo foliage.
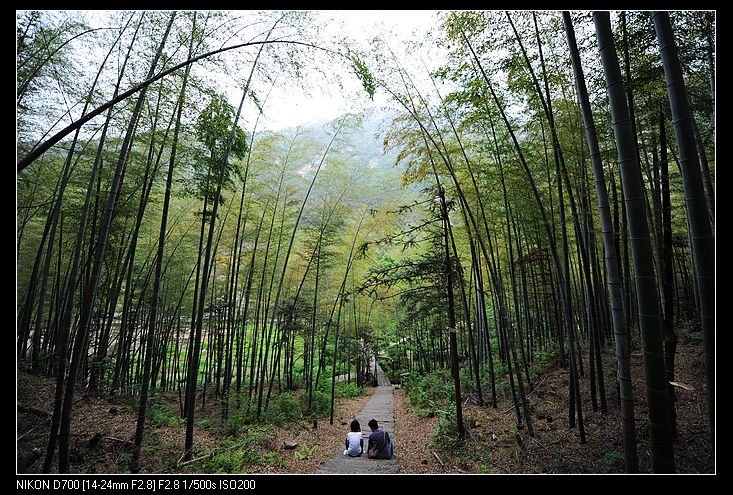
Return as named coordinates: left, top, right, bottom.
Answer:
left=594, top=11, right=674, bottom=473
left=464, top=30, right=577, bottom=441
left=329, top=208, right=369, bottom=424
left=184, top=30, right=269, bottom=457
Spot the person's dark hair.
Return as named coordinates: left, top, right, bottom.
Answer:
left=350, top=420, right=361, bottom=432
left=368, top=419, right=379, bottom=430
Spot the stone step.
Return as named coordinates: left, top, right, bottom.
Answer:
left=317, top=362, right=398, bottom=474
left=319, top=457, right=399, bottom=474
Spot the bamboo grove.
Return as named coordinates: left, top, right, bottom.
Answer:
left=17, top=11, right=714, bottom=474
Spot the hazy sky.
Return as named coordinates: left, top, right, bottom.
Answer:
left=259, top=10, right=438, bottom=130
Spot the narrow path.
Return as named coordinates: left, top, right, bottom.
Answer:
left=318, top=363, right=399, bottom=474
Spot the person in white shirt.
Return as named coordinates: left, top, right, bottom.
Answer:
left=344, top=420, right=364, bottom=457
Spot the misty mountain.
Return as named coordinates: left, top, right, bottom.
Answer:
left=281, top=106, right=403, bottom=172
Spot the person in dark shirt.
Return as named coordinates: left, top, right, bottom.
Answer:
left=366, top=418, right=394, bottom=459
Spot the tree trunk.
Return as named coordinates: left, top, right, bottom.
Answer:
left=691, top=115, right=714, bottom=224
left=658, top=109, right=677, bottom=438
left=563, top=11, right=637, bottom=472
left=56, top=14, right=175, bottom=473
left=595, top=11, right=674, bottom=473
left=131, top=13, right=197, bottom=471
left=17, top=29, right=318, bottom=172
left=653, top=11, right=714, bottom=442
left=329, top=209, right=368, bottom=424
left=184, top=24, right=272, bottom=457
left=42, top=14, right=142, bottom=472
left=439, top=186, right=465, bottom=441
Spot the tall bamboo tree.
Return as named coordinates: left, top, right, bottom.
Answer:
left=563, top=11, right=638, bottom=472
left=58, top=12, right=174, bottom=473
left=652, top=11, right=715, bottom=440
left=594, top=11, right=674, bottom=473
left=131, top=13, right=198, bottom=471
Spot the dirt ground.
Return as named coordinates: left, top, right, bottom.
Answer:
left=393, top=330, right=714, bottom=474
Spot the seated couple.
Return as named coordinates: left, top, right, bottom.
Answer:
left=344, top=419, right=394, bottom=459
